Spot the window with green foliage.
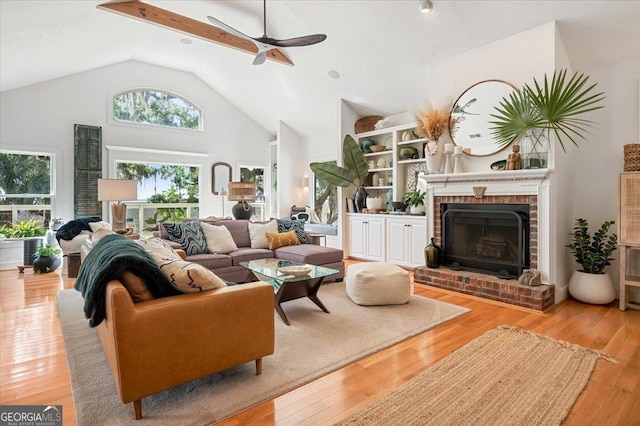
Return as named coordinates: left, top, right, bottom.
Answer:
left=0, top=152, right=52, bottom=226
left=314, top=161, right=338, bottom=225
left=116, top=162, right=200, bottom=232
left=113, top=89, right=201, bottom=130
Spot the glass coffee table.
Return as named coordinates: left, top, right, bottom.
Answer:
left=240, top=258, right=338, bottom=326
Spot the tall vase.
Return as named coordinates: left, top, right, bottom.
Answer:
left=354, top=187, right=368, bottom=213
left=424, top=140, right=443, bottom=174
left=424, top=238, right=442, bottom=268
left=521, top=130, right=549, bottom=169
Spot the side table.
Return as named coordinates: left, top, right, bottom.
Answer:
left=619, top=243, right=640, bottom=311
left=307, top=233, right=327, bottom=246
left=66, top=252, right=82, bottom=278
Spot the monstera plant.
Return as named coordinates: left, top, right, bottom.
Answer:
left=310, top=135, right=369, bottom=212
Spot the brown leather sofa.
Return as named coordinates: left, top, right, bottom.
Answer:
left=96, top=279, right=275, bottom=419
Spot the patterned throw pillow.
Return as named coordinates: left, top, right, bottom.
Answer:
left=150, top=253, right=227, bottom=293
left=276, top=219, right=309, bottom=244
left=265, top=230, right=301, bottom=250
left=136, top=237, right=182, bottom=260
left=163, top=221, right=209, bottom=256
left=248, top=220, right=278, bottom=249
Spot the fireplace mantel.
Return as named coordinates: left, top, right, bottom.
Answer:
left=419, top=169, right=553, bottom=197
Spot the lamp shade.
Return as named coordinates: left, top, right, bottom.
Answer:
left=97, top=179, right=138, bottom=202
left=227, top=182, right=256, bottom=202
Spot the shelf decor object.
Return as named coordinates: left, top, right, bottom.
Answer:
left=228, top=182, right=257, bottom=220
left=97, top=179, right=137, bottom=232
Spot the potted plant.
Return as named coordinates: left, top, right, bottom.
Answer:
left=490, top=69, right=605, bottom=169
left=310, top=134, right=369, bottom=212
left=566, top=218, right=617, bottom=304
left=50, top=217, right=65, bottom=231
left=404, top=190, right=426, bottom=215
left=33, top=244, right=62, bottom=273
left=0, top=219, right=47, bottom=267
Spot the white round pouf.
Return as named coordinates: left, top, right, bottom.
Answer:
left=346, top=262, right=411, bottom=306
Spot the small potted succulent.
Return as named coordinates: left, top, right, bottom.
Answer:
left=566, top=218, right=617, bottom=304
left=33, top=244, right=62, bottom=273
left=404, top=190, right=426, bottom=215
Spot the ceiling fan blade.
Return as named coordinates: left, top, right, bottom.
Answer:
left=206, top=16, right=254, bottom=43
left=253, top=49, right=268, bottom=65
left=262, top=34, right=327, bottom=48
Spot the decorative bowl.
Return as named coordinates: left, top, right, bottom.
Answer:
left=277, top=265, right=312, bottom=277
left=366, top=197, right=384, bottom=210
left=370, top=145, right=386, bottom=153
left=391, top=201, right=407, bottom=211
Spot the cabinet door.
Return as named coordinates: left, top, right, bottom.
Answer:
left=386, top=218, right=409, bottom=265
left=408, top=219, right=427, bottom=267
left=349, top=217, right=367, bottom=259
left=366, top=217, right=386, bottom=262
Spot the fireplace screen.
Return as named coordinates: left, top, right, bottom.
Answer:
left=442, top=204, right=530, bottom=278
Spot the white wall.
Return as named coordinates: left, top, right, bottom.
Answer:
left=276, top=121, right=306, bottom=219
left=0, top=60, right=273, bottom=221
left=572, top=59, right=640, bottom=301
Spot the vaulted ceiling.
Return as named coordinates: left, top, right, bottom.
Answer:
left=2, top=1, right=640, bottom=137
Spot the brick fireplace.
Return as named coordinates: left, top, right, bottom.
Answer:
left=413, top=170, right=556, bottom=311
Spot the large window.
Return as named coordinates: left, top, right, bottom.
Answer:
left=116, top=162, right=200, bottom=235
left=314, top=161, right=338, bottom=225
left=113, top=89, right=202, bottom=130
left=0, top=152, right=52, bottom=227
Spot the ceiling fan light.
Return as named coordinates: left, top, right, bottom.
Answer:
left=417, top=0, right=433, bottom=14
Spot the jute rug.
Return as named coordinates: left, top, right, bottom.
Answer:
left=337, top=325, right=615, bottom=426
left=57, top=282, right=469, bottom=425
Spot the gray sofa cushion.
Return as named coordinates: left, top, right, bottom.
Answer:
left=212, top=220, right=251, bottom=248
left=275, top=245, right=343, bottom=265
left=228, top=247, right=275, bottom=265
left=185, top=253, right=232, bottom=269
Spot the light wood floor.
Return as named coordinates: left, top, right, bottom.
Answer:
left=1, top=264, right=638, bottom=425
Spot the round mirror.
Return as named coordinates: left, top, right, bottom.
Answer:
left=211, top=162, right=232, bottom=195
left=449, top=80, right=516, bottom=157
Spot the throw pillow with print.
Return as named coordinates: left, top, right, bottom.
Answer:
left=163, top=221, right=209, bottom=256
left=266, top=230, right=301, bottom=250
left=150, top=253, right=227, bottom=292
left=276, top=219, right=309, bottom=244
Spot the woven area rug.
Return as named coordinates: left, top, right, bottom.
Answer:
left=57, top=282, right=469, bottom=425
left=337, top=325, right=615, bottom=426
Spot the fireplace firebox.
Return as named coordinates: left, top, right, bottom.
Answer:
left=442, top=203, right=530, bottom=278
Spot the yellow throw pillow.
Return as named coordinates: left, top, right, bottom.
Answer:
left=266, top=230, right=301, bottom=251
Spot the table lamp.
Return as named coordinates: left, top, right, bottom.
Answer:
left=97, top=179, right=138, bottom=232
left=228, top=182, right=256, bottom=220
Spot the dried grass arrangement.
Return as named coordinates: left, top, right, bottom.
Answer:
left=415, top=105, right=458, bottom=141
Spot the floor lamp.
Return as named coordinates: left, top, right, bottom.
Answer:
left=97, top=179, right=138, bottom=232
left=228, top=182, right=256, bottom=220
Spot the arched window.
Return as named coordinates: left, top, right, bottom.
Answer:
left=113, top=89, right=202, bottom=130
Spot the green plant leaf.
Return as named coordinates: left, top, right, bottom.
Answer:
left=309, top=162, right=354, bottom=187
left=342, top=135, right=369, bottom=185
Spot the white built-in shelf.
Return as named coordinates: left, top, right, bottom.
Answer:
left=397, top=158, right=426, bottom=164
left=369, top=167, right=393, bottom=172
left=364, top=186, right=393, bottom=190
left=397, top=138, right=427, bottom=146
left=364, top=151, right=392, bottom=157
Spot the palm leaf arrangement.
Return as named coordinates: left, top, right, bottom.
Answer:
left=566, top=218, right=617, bottom=274
left=415, top=104, right=458, bottom=141
left=490, top=69, right=606, bottom=151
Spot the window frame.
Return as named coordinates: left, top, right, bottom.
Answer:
left=109, top=87, right=204, bottom=132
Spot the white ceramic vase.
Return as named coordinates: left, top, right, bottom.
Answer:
left=568, top=270, right=615, bottom=304
left=410, top=205, right=425, bottom=215
left=424, top=140, right=443, bottom=174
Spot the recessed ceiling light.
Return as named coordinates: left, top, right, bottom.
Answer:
left=179, top=38, right=193, bottom=45
left=327, top=69, right=340, bottom=80
left=417, top=0, right=433, bottom=14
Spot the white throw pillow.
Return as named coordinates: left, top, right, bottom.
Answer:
left=248, top=220, right=278, bottom=249
left=150, top=253, right=227, bottom=292
left=199, top=222, right=238, bottom=254
left=88, top=221, right=112, bottom=232
left=136, top=237, right=182, bottom=260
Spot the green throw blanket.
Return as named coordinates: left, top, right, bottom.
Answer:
left=74, top=234, right=181, bottom=327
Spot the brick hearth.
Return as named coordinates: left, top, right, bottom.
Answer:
left=414, top=266, right=554, bottom=311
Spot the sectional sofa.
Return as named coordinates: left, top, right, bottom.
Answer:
left=154, top=219, right=345, bottom=284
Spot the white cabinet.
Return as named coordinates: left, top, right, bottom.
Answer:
left=348, top=215, right=386, bottom=262
left=386, top=216, right=427, bottom=267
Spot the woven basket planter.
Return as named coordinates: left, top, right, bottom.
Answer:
left=624, top=143, right=640, bottom=171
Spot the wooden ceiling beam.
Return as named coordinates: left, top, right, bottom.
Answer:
left=97, top=0, right=294, bottom=66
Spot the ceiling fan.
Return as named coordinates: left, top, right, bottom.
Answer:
left=207, top=0, right=327, bottom=65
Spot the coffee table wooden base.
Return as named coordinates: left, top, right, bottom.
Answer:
left=273, top=276, right=330, bottom=325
